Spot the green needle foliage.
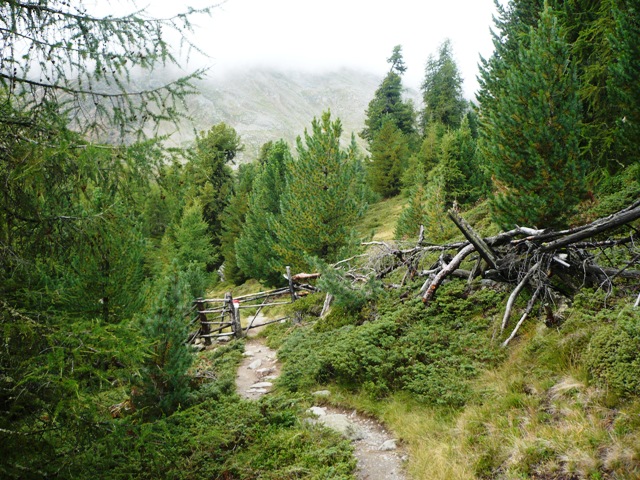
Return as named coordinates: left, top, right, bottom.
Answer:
left=186, top=123, right=241, bottom=270
left=361, top=45, right=417, bottom=146
left=236, top=140, right=292, bottom=286
left=609, top=1, right=640, bottom=167
left=367, top=117, right=410, bottom=198
left=0, top=0, right=211, bottom=139
left=420, top=39, right=467, bottom=131
left=479, top=5, right=586, bottom=228
left=137, top=266, right=194, bottom=418
left=273, top=111, right=367, bottom=273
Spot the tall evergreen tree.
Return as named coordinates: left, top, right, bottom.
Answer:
left=236, top=140, right=292, bottom=285
left=479, top=5, right=586, bottom=228
left=609, top=0, right=640, bottom=166
left=367, top=118, right=410, bottom=198
left=172, top=200, right=214, bottom=298
left=420, top=39, right=467, bottom=131
left=187, top=123, right=241, bottom=270
left=219, top=162, right=258, bottom=285
left=274, top=112, right=367, bottom=273
left=361, top=45, right=416, bottom=146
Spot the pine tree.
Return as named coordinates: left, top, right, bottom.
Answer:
left=609, top=0, right=640, bottom=166
left=274, top=112, right=367, bottom=273
left=421, top=39, right=467, bottom=131
left=367, top=118, right=410, bottom=198
left=236, top=140, right=291, bottom=285
left=395, top=176, right=429, bottom=240
left=172, top=200, right=214, bottom=298
left=137, top=266, right=194, bottom=418
left=434, top=118, right=487, bottom=206
left=479, top=5, right=585, bottom=228
left=219, top=162, right=258, bottom=285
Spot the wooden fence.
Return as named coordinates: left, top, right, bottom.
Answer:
left=188, top=266, right=313, bottom=345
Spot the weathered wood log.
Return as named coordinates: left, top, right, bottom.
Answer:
left=225, top=292, right=243, bottom=339
left=448, top=209, right=499, bottom=270
left=291, top=272, right=322, bottom=281
left=195, top=298, right=211, bottom=346
left=584, top=266, right=640, bottom=279
left=501, top=261, right=541, bottom=333
left=320, top=293, right=333, bottom=318
left=502, top=285, right=542, bottom=347
left=540, top=205, right=640, bottom=252
left=422, top=244, right=476, bottom=305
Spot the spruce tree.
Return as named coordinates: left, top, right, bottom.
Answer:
left=479, top=5, right=585, bottom=228
left=274, top=111, right=367, bottom=273
left=361, top=45, right=417, bottom=145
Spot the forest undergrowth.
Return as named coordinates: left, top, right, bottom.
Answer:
left=256, top=184, right=640, bottom=480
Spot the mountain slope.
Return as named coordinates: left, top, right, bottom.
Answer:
left=178, top=67, right=419, bottom=162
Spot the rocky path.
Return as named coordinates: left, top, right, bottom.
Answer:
left=235, top=333, right=408, bottom=480
left=236, top=337, right=280, bottom=400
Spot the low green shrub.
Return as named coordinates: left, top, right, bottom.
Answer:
left=277, top=281, right=506, bottom=406
left=585, top=307, right=640, bottom=396
left=72, top=345, right=355, bottom=479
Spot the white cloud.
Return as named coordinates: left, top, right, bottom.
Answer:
left=100, top=0, right=499, bottom=97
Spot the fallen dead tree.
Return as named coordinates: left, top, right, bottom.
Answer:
left=349, top=200, right=640, bottom=346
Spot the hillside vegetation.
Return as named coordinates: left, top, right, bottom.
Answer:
left=263, top=191, right=640, bottom=479
left=2, top=1, right=640, bottom=479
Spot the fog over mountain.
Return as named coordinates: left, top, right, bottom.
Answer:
left=173, top=67, right=421, bottom=163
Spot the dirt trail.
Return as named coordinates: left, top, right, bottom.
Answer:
left=234, top=325, right=408, bottom=480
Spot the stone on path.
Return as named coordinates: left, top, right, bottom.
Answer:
left=250, top=382, right=273, bottom=389
left=248, top=359, right=262, bottom=370
left=308, top=406, right=327, bottom=417
left=378, top=439, right=397, bottom=451
left=316, top=413, right=364, bottom=441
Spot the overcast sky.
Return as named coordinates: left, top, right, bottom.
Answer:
left=142, top=0, right=501, bottom=98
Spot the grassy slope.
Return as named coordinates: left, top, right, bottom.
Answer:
left=264, top=192, right=640, bottom=480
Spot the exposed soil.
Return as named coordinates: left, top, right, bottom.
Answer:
left=234, top=320, right=408, bottom=480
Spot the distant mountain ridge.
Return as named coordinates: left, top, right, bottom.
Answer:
left=175, top=67, right=420, bottom=163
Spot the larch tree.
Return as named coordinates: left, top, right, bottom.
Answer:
left=479, top=4, right=586, bottom=228
left=0, top=0, right=210, bottom=139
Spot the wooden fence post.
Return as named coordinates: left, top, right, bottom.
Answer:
left=286, top=266, right=297, bottom=302
left=226, top=292, right=243, bottom=339
left=196, top=297, right=211, bottom=346
left=286, top=266, right=302, bottom=324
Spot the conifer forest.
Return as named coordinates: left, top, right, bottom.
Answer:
left=1, top=1, right=640, bottom=479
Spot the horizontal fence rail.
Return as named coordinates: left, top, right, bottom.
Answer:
left=188, top=266, right=313, bottom=346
